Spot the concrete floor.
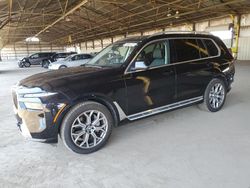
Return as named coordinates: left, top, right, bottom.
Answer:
left=0, top=60, right=250, bottom=188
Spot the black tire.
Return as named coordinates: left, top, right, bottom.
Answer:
left=59, top=65, right=67, bottom=69
left=60, top=101, right=113, bottom=154
left=198, top=78, right=226, bottom=112
left=24, top=61, right=31, bottom=67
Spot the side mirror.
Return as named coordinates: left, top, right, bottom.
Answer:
left=134, top=61, right=147, bottom=70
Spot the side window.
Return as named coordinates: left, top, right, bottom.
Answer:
left=203, top=39, right=219, bottom=57
left=197, top=39, right=209, bottom=58
left=71, top=55, right=77, bottom=61
left=85, top=54, right=93, bottom=59
left=170, top=39, right=200, bottom=63
left=40, top=53, right=47, bottom=58
left=31, top=53, right=39, bottom=58
left=77, top=55, right=83, bottom=60
left=129, top=41, right=168, bottom=71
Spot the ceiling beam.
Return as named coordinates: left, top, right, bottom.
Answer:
left=65, top=0, right=245, bottom=43
left=34, top=0, right=88, bottom=37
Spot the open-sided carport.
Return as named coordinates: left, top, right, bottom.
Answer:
left=1, top=0, right=250, bottom=187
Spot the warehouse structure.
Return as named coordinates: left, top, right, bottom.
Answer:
left=1, top=1, right=250, bottom=187
left=0, top=0, right=250, bottom=60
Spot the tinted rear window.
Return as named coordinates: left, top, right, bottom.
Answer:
left=170, top=39, right=200, bottom=63
left=203, top=39, right=219, bottom=56
left=197, top=39, right=209, bottom=58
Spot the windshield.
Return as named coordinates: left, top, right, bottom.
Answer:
left=85, top=42, right=138, bottom=67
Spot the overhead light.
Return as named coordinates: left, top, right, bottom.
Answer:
left=45, top=30, right=50, bottom=33
left=167, top=13, right=171, bottom=17
left=25, top=37, right=39, bottom=42
left=175, top=10, right=180, bottom=19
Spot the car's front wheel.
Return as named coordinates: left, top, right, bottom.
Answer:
left=24, top=61, right=31, bottom=67
left=60, top=101, right=113, bottom=154
left=59, top=65, right=67, bottom=69
left=199, top=78, right=226, bottom=112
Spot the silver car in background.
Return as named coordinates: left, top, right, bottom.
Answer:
left=48, top=53, right=93, bottom=70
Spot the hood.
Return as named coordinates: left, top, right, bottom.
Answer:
left=19, top=66, right=102, bottom=91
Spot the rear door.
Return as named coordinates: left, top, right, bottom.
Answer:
left=169, top=38, right=218, bottom=101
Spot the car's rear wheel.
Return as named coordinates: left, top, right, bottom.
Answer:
left=60, top=101, right=113, bottom=154
left=199, top=78, right=226, bottom=112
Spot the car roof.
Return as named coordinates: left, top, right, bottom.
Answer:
left=115, top=31, right=214, bottom=44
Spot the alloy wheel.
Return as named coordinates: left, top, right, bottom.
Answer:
left=209, top=83, right=225, bottom=109
left=70, top=110, right=108, bottom=149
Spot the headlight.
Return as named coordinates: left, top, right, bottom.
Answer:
left=23, top=92, right=57, bottom=98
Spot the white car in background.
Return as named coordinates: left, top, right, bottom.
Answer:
left=48, top=53, right=93, bottom=70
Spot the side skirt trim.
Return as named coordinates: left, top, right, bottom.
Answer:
left=127, top=96, right=203, bottom=121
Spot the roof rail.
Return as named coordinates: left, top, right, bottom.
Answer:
left=150, top=31, right=211, bottom=36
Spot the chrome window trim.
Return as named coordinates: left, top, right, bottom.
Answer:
left=124, top=37, right=221, bottom=74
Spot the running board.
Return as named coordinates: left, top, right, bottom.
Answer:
left=127, top=96, right=203, bottom=121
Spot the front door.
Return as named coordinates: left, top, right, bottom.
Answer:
left=29, top=53, right=41, bottom=65
left=124, top=40, right=176, bottom=116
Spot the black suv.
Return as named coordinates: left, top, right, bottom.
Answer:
left=12, top=32, right=235, bottom=154
left=18, top=52, right=56, bottom=68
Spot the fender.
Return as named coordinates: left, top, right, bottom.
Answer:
left=54, top=93, right=121, bottom=134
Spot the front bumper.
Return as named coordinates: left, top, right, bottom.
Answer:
left=12, top=86, right=66, bottom=143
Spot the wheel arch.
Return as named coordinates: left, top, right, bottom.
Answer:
left=55, top=94, right=121, bottom=134
left=213, top=73, right=228, bottom=88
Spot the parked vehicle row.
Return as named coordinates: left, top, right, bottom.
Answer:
left=12, top=32, right=235, bottom=154
left=17, top=51, right=93, bottom=69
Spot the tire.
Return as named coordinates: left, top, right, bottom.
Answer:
left=60, top=101, right=113, bottom=154
left=24, top=61, right=31, bottom=67
left=59, top=65, right=67, bottom=69
left=198, top=78, right=226, bottom=112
